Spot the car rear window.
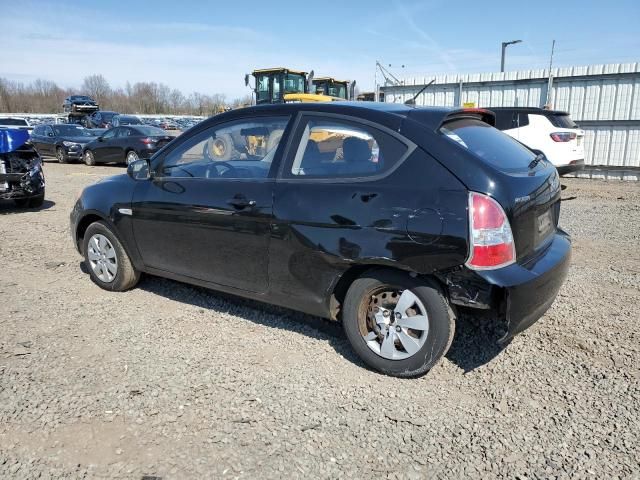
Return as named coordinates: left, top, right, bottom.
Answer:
left=440, top=118, right=535, bottom=170
left=133, top=126, right=166, bottom=136
left=547, top=113, right=577, bottom=128
left=0, top=118, right=28, bottom=126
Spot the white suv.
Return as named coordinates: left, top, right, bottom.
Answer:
left=491, top=107, right=584, bottom=175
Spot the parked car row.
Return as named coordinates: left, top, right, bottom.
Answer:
left=30, top=123, right=173, bottom=165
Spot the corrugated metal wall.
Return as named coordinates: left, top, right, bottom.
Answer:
left=381, top=63, right=640, bottom=167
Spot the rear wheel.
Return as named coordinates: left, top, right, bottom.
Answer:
left=342, top=270, right=455, bottom=377
left=126, top=150, right=139, bottom=165
left=56, top=146, right=68, bottom=164
left=84, top=150, right=96, bottom=166
left=83, top=221, right=140, bottom=291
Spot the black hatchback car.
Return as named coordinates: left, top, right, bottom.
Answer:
left=70, top=102, right=571, bottom=377
left=82, top=126, right=173, bottom=166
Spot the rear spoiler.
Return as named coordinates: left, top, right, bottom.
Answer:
left=439, top=108, right=496, bottom=129
left=406, top=107, right=496, bottom=132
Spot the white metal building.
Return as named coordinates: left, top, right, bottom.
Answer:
left=381, top=63, right=640, bottom=168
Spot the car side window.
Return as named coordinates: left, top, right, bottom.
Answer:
left=517, top=113, right=530, bottom=127
left=102, top=128, right=117, bottom=139
left=116, top=128, right=130, bottom=138
left=287, top=118, right=408, bottom=179
left=494, top=110, right=516, bottom=130
left=44, top=126, right=54, bottom=137
left=158, top=116, right=290, bottom=180
left=33, top=126, right=43, bottom=136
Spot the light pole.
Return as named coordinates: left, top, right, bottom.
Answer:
left=501, top=40, right=522, bottom=72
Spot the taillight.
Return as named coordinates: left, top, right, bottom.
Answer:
left=466, top=192, right=516, bottom=270
left=140, top=137, right=155, bottom=145
left=550, top=132, right=576, bottom=142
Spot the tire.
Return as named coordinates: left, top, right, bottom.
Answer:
left=342, top=270, right=455, bottom=378
left=28, top=193, right=45, bottom=208
left=125, top=150, right=139, bottom=165
left=205, top=133, right=235, bottom=161
left=84, top=150, right=96, bottom=166
left=56, top=146, right=68, bottom=164
left=82, top=221, right=140, bottom=291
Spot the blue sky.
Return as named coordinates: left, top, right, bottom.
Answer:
left=1, top=0, right=639, bottom=99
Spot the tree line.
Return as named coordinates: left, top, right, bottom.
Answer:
left=0, top=74, right=252, bottom=116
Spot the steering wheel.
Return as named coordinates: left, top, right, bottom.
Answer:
left=204, top=161, right=237, bottom=179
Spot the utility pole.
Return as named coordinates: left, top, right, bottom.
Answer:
left=545, top=40, right=556, bottom=108
left=501, top=39, right=522, bottom=72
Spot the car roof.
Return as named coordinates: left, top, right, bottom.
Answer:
left=202, top=101, right=473, bottom=133
left=488, top=106, right=571, bottom=116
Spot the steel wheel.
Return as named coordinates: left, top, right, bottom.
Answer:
left=126, top=150, right=139, bottom=164
left=87, top=233, right=118, bottom=283
left=360, top=288, right=429, bottom=360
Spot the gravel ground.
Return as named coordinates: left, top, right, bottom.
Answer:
left=1, top=162, right=639, bottom=479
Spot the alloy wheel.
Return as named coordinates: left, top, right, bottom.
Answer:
left=126, top=151, right=139, bottom=164
left=87, top=233, right=118, bottom=283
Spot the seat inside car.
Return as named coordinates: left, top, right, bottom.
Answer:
left=342, top=137, right=371, bottom=164
left=341, top=137, right=377, bottom=174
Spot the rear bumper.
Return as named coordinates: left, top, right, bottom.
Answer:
left=557, top=159, right=585, bottom=175
left=475, top=230, right=571, bottom=341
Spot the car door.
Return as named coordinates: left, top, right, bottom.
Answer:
left=114, top=127, right=132, bottom=162
left=30, top=126, right=48, bottom=156
left=40, top=125, right=56, bottom=156
left=92, top=128, right=119, bottom=162
left=130, top=115, right=291, bottom=293
left=270, top=113, right=416, bottom=304
left=89, top=112, right=100, bottom=128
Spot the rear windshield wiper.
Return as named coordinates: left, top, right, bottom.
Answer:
left=528, top=153, right=545, bottom=170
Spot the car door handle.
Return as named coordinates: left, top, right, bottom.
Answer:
left=227, top=198, right=256, bottom=209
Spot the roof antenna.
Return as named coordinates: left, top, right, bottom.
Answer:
left=404, top=79, right=435, bottom=106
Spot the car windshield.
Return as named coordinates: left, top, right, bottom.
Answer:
left=0, top=118, right=28, bottom=126
left=72, top=96, right=91, bottom=101
left=133, top=126, right=166, bottom=136
left=53, top=125, right=94, bottom=137
left=120, top=116, right=141, bottom=124
left=440, top=118, right=536, bottom=170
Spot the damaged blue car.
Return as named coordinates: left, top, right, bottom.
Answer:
left=0, top=128, right=45, bottom=208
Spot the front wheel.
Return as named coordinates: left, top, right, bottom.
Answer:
left=342, top=270, right=455, bottom=377
left=84, top=150, right=96, bottom=166
left=83, top=221, right=140, bottom=291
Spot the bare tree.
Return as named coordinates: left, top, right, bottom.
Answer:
left=0, top=75, right=232, bottom=116
left=81, top=74, right=111, bottom=106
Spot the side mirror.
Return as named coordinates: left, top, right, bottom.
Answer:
left=244, top=73, right=250, bottom=87
left=127, top=159, right=151, bottom=180
left=97, top=136, right=104, bottom=142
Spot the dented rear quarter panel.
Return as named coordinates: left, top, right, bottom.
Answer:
left=270, top=146, right=470, bottom=318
